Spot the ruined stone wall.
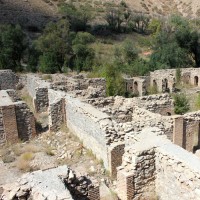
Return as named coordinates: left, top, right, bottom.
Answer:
left=26, top=75, right=50, bottom=112
left=0, top=70, right=18, bottom=90
left=150, top=69, right=176, bottom=93
left=48, top=89, right=115, bottom=169
left=6, top=89, right=20, bottom=102
left=131, top=106, right=174, bottom=140
left=49, top=98, right=66, bottom=132
left=117, top=128, right=200, bottom=200
left=156, top=143, right=200, bottom=200
left=65, top=95, right=110, bottom=169
left=15, top=102, right=36, bottom=141
left=0, top=105, right=19, bottom=143
left=0, top=108, right=5, bottom=144
left=132, top=94, right=174, bottom=115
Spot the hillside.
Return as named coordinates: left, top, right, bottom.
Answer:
left=0, top=0, right=58, bottom=32
left=125, top=0, right=200, bottom=18
left=1, top=0, right=200, bottom=33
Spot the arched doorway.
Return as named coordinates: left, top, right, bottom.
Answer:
left=163, top=79, right=169, bottom=92
left=186, top=75, right=190, bottom=84
left=133, top=81, right=139, bottom=96
left=194, top=76, right=199, bottom=86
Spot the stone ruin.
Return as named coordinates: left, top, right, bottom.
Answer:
left=125, top=68, right=200, bottom=96
left=1, top=165, right=99, bottom=200
left=0, top=70, right=36, bottom=144
left=2, top=68, right=200, bottom=199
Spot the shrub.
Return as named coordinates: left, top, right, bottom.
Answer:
left=21, top=152, right=34, bottom=161
left=147, top=85, right=158, bottom=95
left=173, top=93, right=190, bottom=114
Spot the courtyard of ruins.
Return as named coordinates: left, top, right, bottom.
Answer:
left=1, top=68, right=200, bottom=199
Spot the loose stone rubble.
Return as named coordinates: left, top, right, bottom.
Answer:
left=1, top=165, right=100, bottom=200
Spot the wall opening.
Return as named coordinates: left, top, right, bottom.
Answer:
left=194, top=76, right=199, bottom=86
left=193, top=123, right=200, bottom=153
left=186, top=75, right=190, bottom=84
left=163, top=79, right=169, bottom=92
left=166, top=112, right=171, bottom=116
left=133, top=81, right=139, bottom=96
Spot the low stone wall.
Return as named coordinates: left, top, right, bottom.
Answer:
left=132, top=93, right=174, bottom=115
left=0, top=108, right=5, bottom=144
left=26, top=74, right=50, bottom=112
left=131, top=106, right=174, bottom=140
left=49, top=98, right=66, bottom=132
left=117, top=128, right=200, bottom=200
left=156, top=143, right=200, bottom=200
left=0, top=90, right=36, bottom=143
left=65, top=95, right=110, bottom=169
left=15, top=102, right=36, bottom=141
left=0, top=70, right=18, bottom=90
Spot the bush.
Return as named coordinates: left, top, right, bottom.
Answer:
left=173, top=93, right=190, bottom=114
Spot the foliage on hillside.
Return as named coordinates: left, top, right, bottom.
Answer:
left=1, top=1, right=200, bottom=96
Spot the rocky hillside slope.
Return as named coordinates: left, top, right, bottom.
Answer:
left=126, top=0, right=200, bottom=18
left=0, top=0, right=200, bottom=32
left=0, top=0, right=58, bottom=31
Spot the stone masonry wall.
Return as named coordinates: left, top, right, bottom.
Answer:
left=117, top=128, right=200, bottom=200
left=132, top=93, right=174, bottom=115
left=15, top=102, right=36, bottom=141
left=0, top=108, right=5, bottom=144
left=26, top=74, right=50, bottom=112
left=156, top=143, right=200, bottom=200
left=35, top=87, right=49, bottom=112
left=65, top=94, right=110, bottom=169
left=0, top=70, right=18, bottom=90
left=49, top=98, right=66, bottom=132
left=1, top=105, right=19, bottom=143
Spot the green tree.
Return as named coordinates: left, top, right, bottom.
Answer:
left=59, top=3, right=92, bottom=32
left=101, top=65, right=125, bottom=96
left=105, top=1, right=131, bottom=32
left=36, top=20, right=72, bottom=73
left=173, top=93, right=190, bottom=114
left=0, top=24, right=27, bottom=71
left=122, top=39, right=139, bottom=64
left=149, top=30, right=192, bottom=70
left=72, top=32, right=95, bottom=72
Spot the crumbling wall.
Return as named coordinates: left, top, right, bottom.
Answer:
left=1, top=165, right=100, bottom=200
left=0, top=70, right=18, bottom=90
left=156, top=143, right=200, bottom=200
left=0, top=105, right=19, bottom=143
left=15, top=102, right=36, bottom=141
left=0, top=90, right=36, bottom=143
left=0, top=108, right=5, bottom=144
left=26, top=75, right=50, bottom=112
left=131, top=106, right=174, bottom=140
left=150, top=69, right=176, bottom=93
left=132, top=94, right=174, bottom=115
left=117, top=128, right=200, bottom=200
left=49, top=98, right=66, bottom=132
left=6, top=89, right=21, bottom=102
left=124, top=76, right=148, bottom=97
